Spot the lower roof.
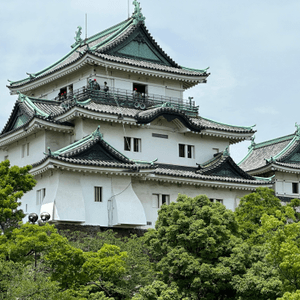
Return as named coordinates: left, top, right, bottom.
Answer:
left=31, top=127, right=271, bottom=187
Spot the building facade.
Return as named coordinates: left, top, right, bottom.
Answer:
left=239, top=124, right=300, bottom=202
left=0, top=3, right=270, bottom=228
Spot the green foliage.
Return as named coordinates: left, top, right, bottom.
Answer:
left=132, top=280, right=183, bottom=300
left=0, top=223, right=67, bottom=264
left=64, top=230, right=156, bottom=298
left=231, top=244, right=282, bottom=300
left=259, top=212, right=300, bottom=293
left=145, top=194, right=241, bottom=299
left=0, top=160, right=36, bottom=232
left=234, top=187, right=283, bottom=240
left=278, top=290, right=300, bottom=300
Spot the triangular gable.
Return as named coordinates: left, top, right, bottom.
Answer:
left=105, top=25, right=176, bottom=66
left=278, top=140, right=300, bottom=164
left=71, top=140, right=128, bottom=163
left=199, top=155, right=254, bottom=180
left=1, top=103, right=32, bottom=135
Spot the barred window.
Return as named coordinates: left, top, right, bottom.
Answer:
left=94, top=187, right=102, bottom=202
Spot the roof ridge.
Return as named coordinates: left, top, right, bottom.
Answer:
left=201, top=116, right=255, bottom=130
left=86, top=18, right=131, bottom=44
left=90, top=19, right=133, bottom=51
left=254, top=133, right=295, bottom=149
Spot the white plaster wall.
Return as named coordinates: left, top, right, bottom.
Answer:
left=274, top=172, right=300, bottom=198
left=132, top=178, right=251, bottom=228
left=45, top=131, right=73, bottom=152
left=3, top=131, right=46, bottom=167
left=20, top=168, right=253, bottom=228
left=78, top=118, right=229, bottom=166
left=21, top=170, right=60, bottom=219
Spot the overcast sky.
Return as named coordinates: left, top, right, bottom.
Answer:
left=0, top=0, right=299, bottom=162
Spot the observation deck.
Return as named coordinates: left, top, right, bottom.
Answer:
left=53, top=84, right=199, bottom=117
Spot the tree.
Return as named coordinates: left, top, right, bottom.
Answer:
left=258, top=210, right=300, bottom=293
left=0, top=160, right=36, bottom=233
left=145, top=194, right=242, bottom=300
left=64, top=230, right=156, bottom=298
left=234, top=187, right=283, bottom=241
left=132, top=280, right=182, bottom=300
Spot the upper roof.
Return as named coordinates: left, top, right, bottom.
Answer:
left=8, top=4, right=209, bottom=90
left=239, top=124, right=300, bottom=173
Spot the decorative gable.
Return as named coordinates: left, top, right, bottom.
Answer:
left=12, top=111, right=30, bottom=130
left=72, top=141, right=124, bottom=162
left=280, top=142, right=300, bottom=164
left=199, top=154, right=255, bottom=180
left=106, top=26, right=174, bottom=66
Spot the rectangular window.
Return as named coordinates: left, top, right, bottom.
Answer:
left=179, top=144, right=194, bottom=158
left=187, top=145, right=193, bottom=158
left=152, top=194, right=159, bottom=208
left=210, top=198, right=224, bottom=204
left=124, top=137, right=141, bottom=152
left=124, top=137, right=131, bottom=151
left=153, top=194, right=171, bottom=208
left=133, top=138, right=141, bottom=152
left=292, top=182, right=299, bottom=194
left=179, top=144, right=185, bottom=157
left=36, top=188, right=46, bottom=205
left=94, top=187, right=102, bottom=202
left=161, top=194, right=170, bottom=206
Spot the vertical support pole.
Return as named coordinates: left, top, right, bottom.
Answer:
left=85, top=13, right=87, bottom=39
left=128, top=0, right=130, bottom=18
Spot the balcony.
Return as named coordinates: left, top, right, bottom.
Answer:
left=54, top=84, right=199, bottom=117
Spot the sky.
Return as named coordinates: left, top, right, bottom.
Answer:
left=0, top=0, right=299, bottom=163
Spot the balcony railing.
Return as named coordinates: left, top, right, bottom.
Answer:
left=53, top=85, right=199, bottom=116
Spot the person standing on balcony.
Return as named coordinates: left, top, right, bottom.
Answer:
left=104, top=81, right=109, bottom=92
left=92, top=79, right=100, bottom=90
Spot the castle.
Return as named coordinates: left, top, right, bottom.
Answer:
left=0, top=2, right=273, bottom=228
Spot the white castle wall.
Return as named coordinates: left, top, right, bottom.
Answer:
left=20, top=169, right=250, bottom=228
left=2, top=130, right=46, bottom=167
left=73, top=118, right=229, bottom=166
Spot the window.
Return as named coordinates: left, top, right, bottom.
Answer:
left=210, top=198, right=224, bottom=204
left=179, top=144, right=194, bottom=158
left=179, top=144, right=185, bottom=157
left=133, top=138, right=141, bottom=152
left=36, top=188, right=46, bottom=205
left=187, top=145, right=193, bottom=158
left=152, top=193, right=170, bottom=208
left=94, top=187, right=102, bottom=202
left=161, top=194, right=170, bottom=206
left=124, top=137, right=131, bottom=151
left=124, top=137, right=141, bottom=152
left=133, top=83, right=147, bottom=94
left=292, top=182, right=299, bottom=194
left=21, top=143, right=29, bottom=158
